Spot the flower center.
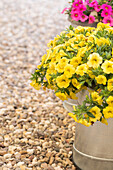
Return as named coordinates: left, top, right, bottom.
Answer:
left=75, top=14, right=78, bottom=17
left=107, top=20, right=110, bottom=23
left=105, top=12, right=108, bottom=16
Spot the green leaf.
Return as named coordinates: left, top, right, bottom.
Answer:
left=87, top=112, right=95, bottom=118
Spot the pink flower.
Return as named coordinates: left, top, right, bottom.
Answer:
left=85, top=0, right=89, bottom=5
left=72, top=0, right=82, bottom=8
left=88, top=15, right=95, bottom=24
left=101, top=4, right=112, bottom=12
left=71, top=11, right=81, bottom=21
left=79, top=4, right=87, bottom=12
left=80, top=14, right=88, bottom=22
left=89, top=0, right=98, bottom=8
left=103, top=17, right=113, bottom=26
left=61, top=7, right=69, bottom=14
left=94, top=5, right=102, bottom=12
left=101, top=10, right=112, bottom=18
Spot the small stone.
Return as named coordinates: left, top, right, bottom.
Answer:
left=0, top=136, right=3, bottom=142
left=4, top=153, right=12, bottom=159
left=27, top=149, right=34, bottom=154
left=49, top=156, right=54, bottom=165
left=41, top=163, right=48, bottom=169
left=0, top=150, right=7, bottom=156
left=20, top=150, right=27, bottom=155
left=16, top=162, right=24, bottom=166
left=14, top=152, right=21, bottom=159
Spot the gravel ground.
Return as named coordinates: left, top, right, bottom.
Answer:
left=0, top=0, right=78, bottom=169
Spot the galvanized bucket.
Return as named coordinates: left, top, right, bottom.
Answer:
left=63, top=89, right=113, bottom=170
left=68, top=16, right=98, bottom=28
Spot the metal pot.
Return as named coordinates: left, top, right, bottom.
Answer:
left=68, top=16, right=98, bottom=28
left=63, top=89, right=113, bottom=170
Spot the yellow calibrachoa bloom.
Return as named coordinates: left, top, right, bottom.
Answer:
left=30, top=80, right=41, bottom=90
left=76, top=64, right=88, bottom=76
left=103, top=106, right=113, bottom=119
left=70, top=57, right=81, bottom=68
left=89, top=106, right=102, bottom=122
left=64, top=64, right=76, bottom=78
left=101, top=118, right=108, bottom=125
left=95, top=75, right=107, bottom=85
left=106, top=96, right=113, bottom=106
left=95, top=37, right=110, bottom=46
left=91, top=92, right=103, bottom=105
left=101, top=60, right=113, bottom=74
left=107, top=78, right=113, bottom=91
left=72, top=78, right=82, bottom=89
left=59, top=57, right=69, bottom=65
left=56, top=74, right=70, bottom=88
left=87, top=53, right=102, bottom=68
left=55, top=63, right=65, bottom=73
left=55, top=92, right=67, bottom=101
left=31, top=23, right=113, bottom=126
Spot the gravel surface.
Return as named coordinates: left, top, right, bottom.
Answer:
left=0, top=0, right=77, bottom=169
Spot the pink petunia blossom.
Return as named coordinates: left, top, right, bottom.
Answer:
left=80, top=14, right=88, bottom=22
left=61, top=7, right=70, bottom=14
left=94, top=5, right=102, bottom=12
left=85, top=0, right=89, bottom=5
left=103, top=17, right=113, bottom=26
left=71, top=11, right=81, bottom=21
left=101, top=4, right=112, bottom=12
left=79, top=4, right=87, bottom=12
left=101, top=10, right=112, bottom=18
left=89, top=0, right=98, bottom=8
left=72, top=0, right=82, bottom=8
left=88, top=15, right=95, bottom=24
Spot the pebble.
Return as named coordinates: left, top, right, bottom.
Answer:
left=4, top=154, right=12, bottom=159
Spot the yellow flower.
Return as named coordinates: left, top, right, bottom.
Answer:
left=95, top=75, right=107, bottom=85
left=86, top=32, right=91, bottom=37
left=56, top=74, right=70, bottom=88
left=95, top=37, right=110, bottom=46
left=46, top=73, right=51, bottom=84
left=59, top=57, right=69, bottom=66
left=101, top=60, right=113, bottom=74
left=106, top=28, right=113, bottom=34
left=87, top=53, right=102, bottom=68
left=72, top=78, right=82, bottom=89
left=110, top=58, right=113, bottom=62
left=55, top=92, right=67, bottom=101
left=68, top=113, right=91, bottom=127
left=64, top=64, right=76, bottom=78
left=101, top=118, right=108, bottom=125
left=58, top=50, right=68, bottom=57
left=30, top=80, right=41, bottom=90
left=103, top=106, right=113, bottom=119
left=89, top=106, right=102, bottom=122
left=41, top=54, right=46, bottom=64
left=97, top=22, right=110, bottom=30
left=70, top=56, right=81, bottom=68
left=76, top=64, right=88, bottom=76
left=91, top=92, right=103, bottom=105
left=69, top=91, right=78, bottom=100
left=77, top=47, right=87, bottom=58
left=55, top=63, right=65, bottom=73
left=107, top=78, right=113, bottom=91
left=106, top=96, right=113, bottom=106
